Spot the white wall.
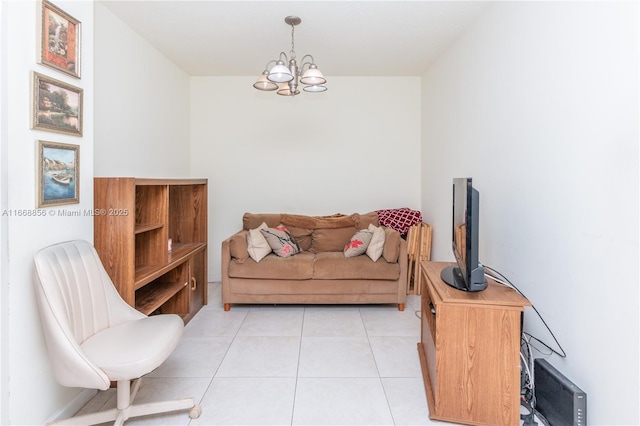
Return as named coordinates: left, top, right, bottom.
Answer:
left=421, top=2, right=638, bottom=424
left=0, top=2, right=7, bottom=424
left=0, top=1, right=94, bottom=424
left=191, top=76, right=422, bottom=280
left=94, top=2, right=190, bottom=178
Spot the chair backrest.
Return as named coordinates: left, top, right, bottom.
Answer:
left=33, top=240, right=145, bottom=389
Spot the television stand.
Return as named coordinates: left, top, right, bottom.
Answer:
left=418, top=261, right=531, bottom=425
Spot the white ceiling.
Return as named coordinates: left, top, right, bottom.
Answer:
left=99, top=1, right=491, bottom=77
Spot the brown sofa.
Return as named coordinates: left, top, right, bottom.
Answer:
left=221, top=212, right=407, bottom=311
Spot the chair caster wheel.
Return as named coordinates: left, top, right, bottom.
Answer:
left=189, top=404, right=202, bottom=419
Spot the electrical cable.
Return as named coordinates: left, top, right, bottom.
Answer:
left=482, top=265, right=567, bottom=359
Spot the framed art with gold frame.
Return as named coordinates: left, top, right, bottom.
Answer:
left=32, top=71, right=83, bottom=136
left=37, top=140, right=79, bottom=207
left=38, top=0, right=81, bottom=78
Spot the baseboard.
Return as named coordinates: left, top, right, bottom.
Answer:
left=45, top=388, right=97, bottom=424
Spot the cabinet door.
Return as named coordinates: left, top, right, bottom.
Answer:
left=186, top=249, right=207, bottom=321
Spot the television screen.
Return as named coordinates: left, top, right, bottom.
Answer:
left=441, top=177, right=487, bottom=292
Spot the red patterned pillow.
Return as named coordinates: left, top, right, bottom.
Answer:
left=260, top=225, right=301, bottom=258
left=344, top=230, right=373, bottom=258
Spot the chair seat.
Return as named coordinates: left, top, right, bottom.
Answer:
left=81, top=314, right=184, bottom=381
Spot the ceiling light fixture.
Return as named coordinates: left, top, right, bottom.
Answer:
left=253, top=16, right=327, bottom=96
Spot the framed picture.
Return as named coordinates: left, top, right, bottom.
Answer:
left=37, top=140, right=79, bottom=207
left=32, top=71, right=83, bottom=136
left=38, top=0, right=81, bottom=78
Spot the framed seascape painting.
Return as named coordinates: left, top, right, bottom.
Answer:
left=38, top=0, right=81, bottom=78
left=32, top=72, right=83, bottom=136
left=37, top=140, right=79, bottom=207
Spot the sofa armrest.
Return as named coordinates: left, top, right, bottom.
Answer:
left=221, top=230, right=246, bottom=310
left=397, top=237, right=408, bottom=304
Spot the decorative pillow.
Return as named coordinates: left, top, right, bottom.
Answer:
left=382, top=227, right=401, bottom=263
left=366, top=224, right=385, bottom=262
left=260, top=225, right=301, bottom=258
left=247, top=222, right=272, bottom=262
left=344, top=230, right=373, bottom=258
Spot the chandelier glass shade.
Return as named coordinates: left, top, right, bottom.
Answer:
left=253, top=16, right=327, bottom=96
left=252, top=71, right=279, bottom=91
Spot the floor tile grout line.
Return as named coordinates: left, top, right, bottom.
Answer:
left=360, top=306, right=399, bottom=426
left=289, top=307, right=307, bottom=426
left=185, top=305, right=249, bottom=425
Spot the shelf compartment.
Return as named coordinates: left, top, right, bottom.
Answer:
left=135, top=280, right=188, bottom=316
left=135, top=223, right=164, bottom=234
left=134, top=242, right=206, bottom=290
left=135, top=227, right=166, bottom=266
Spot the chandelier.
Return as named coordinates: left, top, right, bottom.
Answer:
left=253, top=16, right=327, bottom=96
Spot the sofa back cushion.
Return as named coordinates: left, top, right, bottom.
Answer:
left=286, top=226, right=313, bottom=251
left=311, top=227, right=357, bottom=252
left=356, top=211, right=380, bottom=229
left=243, top=213, right=282, bottom=230
left=242, top=212, right=382, bottom=253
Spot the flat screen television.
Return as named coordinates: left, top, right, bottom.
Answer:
left=440, top=177, right=487, bottom=292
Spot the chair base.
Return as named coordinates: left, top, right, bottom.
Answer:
left=46, top=378, right=201, bottom=426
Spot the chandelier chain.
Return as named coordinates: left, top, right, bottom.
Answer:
left=290, top=23, right=296, bottom=60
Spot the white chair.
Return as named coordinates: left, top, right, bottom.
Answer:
left=33, top=240, right=201, bottom=425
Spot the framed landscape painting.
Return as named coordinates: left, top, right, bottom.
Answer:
left=38, top=0, right=81, bottom=78
left=32, top=72, right=83, bottom=136
left=37, top=140, right=79, bottom=207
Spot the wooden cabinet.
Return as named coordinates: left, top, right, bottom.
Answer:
left=418, top=261, right=531, bottom=426
left=94, top=178, right=208, bottom=324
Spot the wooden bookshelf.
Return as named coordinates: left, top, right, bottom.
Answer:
left=94, top=177, right=208, bottom=323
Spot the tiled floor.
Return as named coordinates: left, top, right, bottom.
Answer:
left=78, top=283, right=441, bottom=426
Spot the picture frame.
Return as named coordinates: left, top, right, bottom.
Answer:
left=37, top=140, right=79, bottom=207
left=38, top=0, right=81, bottom=78
left=32, top=71, right=83, bottom=136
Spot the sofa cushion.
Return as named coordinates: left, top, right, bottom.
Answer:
left=229, top=231, right=249, bottom=263
left=383, top=227, right=401, bottom=263
left=281, top=213, right=358, bottom=229
left=243, top=213, right=282, bottom=231
left=261, top=226, right=301, bottom=258
left=228, top=251, right=315, bottom=280
left=313, top=252, right=400, bottom=280
left=247, top=223, right=271, bottom=262
left=356, top=211, right=380, bottom=229
left=310, top=227, right=357, bottom=252
left=366, top=224, right=385, bottom=262
left=344, top=230, right=373, bottom=258
left=286, top=226, right=313, bottom=251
